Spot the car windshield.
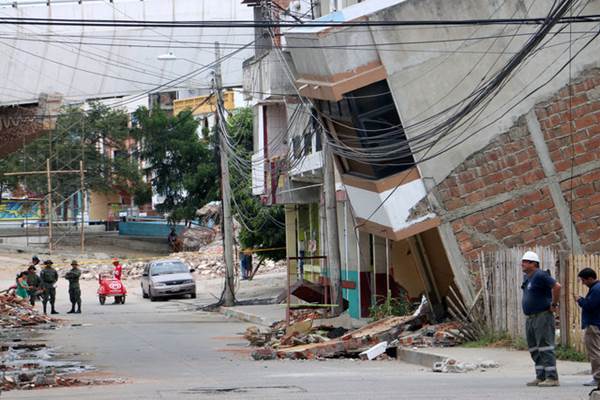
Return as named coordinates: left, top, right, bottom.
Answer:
left=150, top=262, right=188, bottom=276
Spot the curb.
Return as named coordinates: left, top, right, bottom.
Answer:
left=218, top=307, right=271, bottom=326
left=396, top=348, right=447, bottom=368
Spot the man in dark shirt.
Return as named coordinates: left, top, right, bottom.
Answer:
left=575, top=268, right=600, bottom=386
left=521, top=251, right=561, bottom=387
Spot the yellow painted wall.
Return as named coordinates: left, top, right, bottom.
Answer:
left=420, top=228, right=454, bottom=298
left=89, top=192, right=121, bottom=221
left=391, top=239, right=426, bottom=299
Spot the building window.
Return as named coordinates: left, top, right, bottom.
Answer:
left=317, top=80, right=414, bottom=180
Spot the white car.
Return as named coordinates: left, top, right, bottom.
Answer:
left=140, top=260, right=196, bottom=301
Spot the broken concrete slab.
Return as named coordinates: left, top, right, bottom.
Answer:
left=359, top=341, right=388, bottom=360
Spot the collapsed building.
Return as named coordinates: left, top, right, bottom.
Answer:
left=243, top=0, right=600, bottom=319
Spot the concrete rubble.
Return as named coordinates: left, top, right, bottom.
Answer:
left=55, top=240, right=285, bottom=281
left=244, top=311, right=467, bottom=361
left=0, top=292, right=124, bottom=392
left=432, top=358, right=500, bottom=373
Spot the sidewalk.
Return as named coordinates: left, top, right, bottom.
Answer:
left=218, top=304, right=286, bottom=326
left=397, top=346, right=590, bottom=376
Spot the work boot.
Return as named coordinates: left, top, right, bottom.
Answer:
left=583, top=379, right=599, bottom=387
left=526, top=379, right=543, bottom=387
left=75, top=302, right=81, bottom=314
left=50, top=307, right=59, bottom=315
left=42, top=303, right=47, bottom=315
left=538, top=379, right=560, bottom=387
left=67, top=305, right=75, bottom=314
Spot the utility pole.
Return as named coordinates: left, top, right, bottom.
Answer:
left=47, top=158, right=53, bottom=252
left=80, top=160, right=85, bottom=253
left=215, top=42, right=236, bottom=307
left=323, top=136, right=343, bottom=315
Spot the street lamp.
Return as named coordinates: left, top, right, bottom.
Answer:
left=157, top=52, right=177, bottom=61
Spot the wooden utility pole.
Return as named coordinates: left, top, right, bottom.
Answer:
left=47, top=159, right=53, bottom=252
left=80, top=160, right=85, bottom=253
left=215, top=42, right=236, bottom=307
left=323, top=137, right=343, bottom=315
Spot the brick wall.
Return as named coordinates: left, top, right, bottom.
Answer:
left=434, top=68, right=600, bottom=274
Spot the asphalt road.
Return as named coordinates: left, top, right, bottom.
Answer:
left=2, top=277, right=595, bottom=400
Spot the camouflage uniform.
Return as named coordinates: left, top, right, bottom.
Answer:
left=40, top=265, right=59, bottom=314
left=65, top=266, right=82, bottom=313
left=26, top=269, right=41, bottom=306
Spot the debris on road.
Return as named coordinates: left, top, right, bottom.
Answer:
left=359, top=342, right=388, bottom=360
left=54, top=240, right=285, bottom=281
left=0, top=293, right=56, bottom=328
left=432, top=358, right=500, bottom=373
left=396, top=321, right=464, bottom=348
left=245, top=310, right=467, bottom=361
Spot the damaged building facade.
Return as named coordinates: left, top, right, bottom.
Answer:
left=245, top=0, right=600, bottom=319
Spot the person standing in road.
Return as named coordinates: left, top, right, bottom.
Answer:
left=65, top=260, right=82, bottom=314
left=521, top=251, right=561, bottom=387
left=575, top=268, right=600, bottom=387
left=40, top=260, right=59, bottom=315
left=26, top=265, right=41, bottom=307
left=15, top=271, right=30, bottom=300
left=112, top=258, right=123, bottom=281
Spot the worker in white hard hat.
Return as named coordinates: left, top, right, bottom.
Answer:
left=521, top=250, right=561, bottom=387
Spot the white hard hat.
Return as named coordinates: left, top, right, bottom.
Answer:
left=522, top=251, right=540, bottom=263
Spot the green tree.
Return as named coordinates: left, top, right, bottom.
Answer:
left=226, top=108, right=286, bottom=261
left=0, top=102, right=144, bottom=207
left=132, top=107, right=218, bottom=224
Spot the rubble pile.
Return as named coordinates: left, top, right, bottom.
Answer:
left=0, top=294, right=55, bottom=328
left=396, top=321, right=464, bottom=348
left=56, top=240, right=285, bottom=281
left=246, top=314, right=423, bottom=360
left=245, top=313, right=466, bottom=361
left=180, top=227, right=217, bottom=251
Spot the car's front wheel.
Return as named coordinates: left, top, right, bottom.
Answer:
left=149, top=288, right=157, bottom=302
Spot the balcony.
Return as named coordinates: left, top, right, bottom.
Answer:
left=342, top=169, right=440, bottom=241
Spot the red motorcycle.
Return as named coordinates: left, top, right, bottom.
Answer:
left=97, top=273, right=127, bottom=305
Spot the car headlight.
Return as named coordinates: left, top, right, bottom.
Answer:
left=153, top=282, right=166, bottom=287
left=183, top=279, right=194, bottom=284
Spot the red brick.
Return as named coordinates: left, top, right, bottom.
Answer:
left=575, top=184, right=595, bottom=197
left=522, top=227, right=543, bottom=243
left=585, top=230, right=600, bottom=242
left=523, top=190, right=543, bottom=204
left=536, top=198, right=555, bottom=211
left=531, top=212, right=552, bottom=225
left=463, top=179, right=486, bottom=193
left=444, top=198, right=464, bottom=211
left=589, top=193, right=600, bottom=206
left=465, top=213, right=484, bottom=226
left=465, top=191, right=486, bottom=204
left=575, top=152, right=596, bottom=166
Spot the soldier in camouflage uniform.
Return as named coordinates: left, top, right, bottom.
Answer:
left=65, top=260, right=82, bottom=314
left=26, top=265, right=41, bottom=307
left=40, top=260, right=59, bottom=315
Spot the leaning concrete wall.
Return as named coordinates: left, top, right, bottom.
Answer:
left=432, top=68, right=600, bottom=278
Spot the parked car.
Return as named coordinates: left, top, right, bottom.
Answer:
left=140, top=260, right=196, bottom=301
